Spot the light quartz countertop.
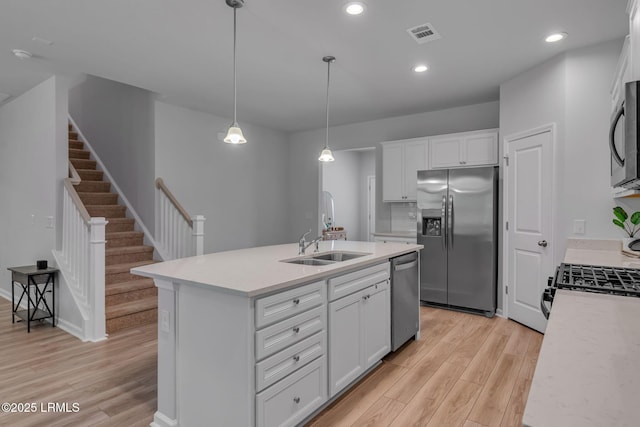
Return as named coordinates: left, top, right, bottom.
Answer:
left=523, top=290, right=640, bottom=427
left=371, top=231, right=416, bottom=238
left=564, top=238, right=640, bottom=268
left=523, top=238, right=640, bottom=426
left=132, top=240, right=422, bottom=297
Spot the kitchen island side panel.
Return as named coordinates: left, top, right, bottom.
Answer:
left=177, top=284, right=254, bottom=427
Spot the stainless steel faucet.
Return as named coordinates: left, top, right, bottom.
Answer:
left=298, top=229, right=322, bottom=255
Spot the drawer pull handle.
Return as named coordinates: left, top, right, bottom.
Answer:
left=293, top=397, right=301, bottom=404
left=293, top=327, right=300, bottom=333
left=292, top=298, right=300, bottom=305
left=293, top=355, right=300, bottom=362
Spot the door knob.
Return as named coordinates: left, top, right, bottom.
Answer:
left=538, top=240, right=548, bottom=247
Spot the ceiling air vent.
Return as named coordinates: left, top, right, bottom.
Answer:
left=406, top=22, right=441, bottom=44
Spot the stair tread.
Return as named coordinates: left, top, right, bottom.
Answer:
left=106, top=231, right=144, bottom=238
left=106, top=245, right=154, bottom=255
left=106, top=278, right=155, bottom=296
left=106, top=295, right=157, bottom=319
left=106, top=260, right=156, bottom=274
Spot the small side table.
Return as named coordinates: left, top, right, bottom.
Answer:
left=8, top=265, right=58, bottom=332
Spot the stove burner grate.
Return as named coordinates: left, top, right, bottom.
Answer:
left=554, top=263, right=640, bottom=297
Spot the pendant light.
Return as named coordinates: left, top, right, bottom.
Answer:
left=223, top=0, right=247, bottom=144
left=319, top=56, right=336, bottom=162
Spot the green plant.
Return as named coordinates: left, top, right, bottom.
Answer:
left=612, top=206, right=640, bottom=237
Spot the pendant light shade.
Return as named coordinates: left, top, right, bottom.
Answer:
left=319, top=148, right=335, bottom=162
left=319, top=56, right=336, bottom=162
left=224, top=0, right=247, bottom=144
left=224, top=125, right=246, bottom=144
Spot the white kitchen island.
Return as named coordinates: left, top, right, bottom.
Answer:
left=132, top=240, right=421, bottom=427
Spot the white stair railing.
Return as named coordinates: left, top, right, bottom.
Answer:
left=52, top=165, right=107, bottom=341
left=155, top=177, right=205, bottom=260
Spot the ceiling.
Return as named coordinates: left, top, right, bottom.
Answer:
left=0, top=0, right=629, bottom=133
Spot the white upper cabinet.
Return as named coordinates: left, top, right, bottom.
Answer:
left=382, top=138, right=428, bottom=202
left=630, top=0, right=639, bottom=81
left=429, top=129, right=499, bottom=169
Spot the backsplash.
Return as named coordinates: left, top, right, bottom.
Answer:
left=390, top=203, right=417, bottom=232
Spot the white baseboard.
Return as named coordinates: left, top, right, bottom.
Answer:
left=151, top=411, right=179, bottom=427
left=495, top=308, right=506, bottom=318
left=56, top=318, right=85, bottom=341
left=0, top=287, right=86, bottom=340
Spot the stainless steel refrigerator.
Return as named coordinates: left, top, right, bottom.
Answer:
left=417, top=166, right=497, bottom=316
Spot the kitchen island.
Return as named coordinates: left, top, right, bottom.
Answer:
left=132, top=240, right=421, bottom=427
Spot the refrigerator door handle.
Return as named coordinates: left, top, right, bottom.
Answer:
left=448, top=195, right=454, bottom=249
left=441, top=195, right=447, bottom=250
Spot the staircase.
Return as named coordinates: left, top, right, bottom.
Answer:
left=68, top=124, right=157, bottom=334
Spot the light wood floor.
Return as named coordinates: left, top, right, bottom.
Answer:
left=0, top=299, right=541, bottom=427
left=0, top=298, right=157, bottom=427
left=308, top=306, right=543, bottom=427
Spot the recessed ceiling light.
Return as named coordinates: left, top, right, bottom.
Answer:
left=545, top=32, right=568, bottom=43
left=32, top=36, right=54, bottom=46
left=344, top=2, right=365, bottom=15
left=414, top=64, right=429, bottom=73
left=12, top=49, right=33, bottom=59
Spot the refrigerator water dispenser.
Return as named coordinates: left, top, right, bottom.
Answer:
left=422, top=217, right=442, bottom=237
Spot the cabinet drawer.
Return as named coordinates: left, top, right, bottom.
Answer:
left=255, top=280, right=326, bottom=329
left=256, top=331, right=325, bottom=392
left=328, top=262, right=390, bottom=302
left=256, top=306, right=325, bottom=361
left=256, top=356, right=327, bottom=427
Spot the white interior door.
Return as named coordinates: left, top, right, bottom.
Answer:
left=506, top=127, right=554, bottom=333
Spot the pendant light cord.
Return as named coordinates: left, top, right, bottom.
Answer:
left=325, top=59, right=331, bottom=149
left=233, top=6, right=238, bottom=125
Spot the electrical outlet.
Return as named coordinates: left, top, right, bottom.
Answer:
left=573, top=219, right=586, bottom=235
left=160, top=310, right=170, bottom=333
left=46, top=216, right=54, bottom=229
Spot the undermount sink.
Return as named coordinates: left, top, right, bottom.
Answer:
left=281, top=251, right=371, bottom=266
left=308, top=251, right=371, bottom=262
left=283, top=258, right=335, bottom=266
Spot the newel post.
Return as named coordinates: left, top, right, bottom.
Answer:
left=192, top=215, right=206, bottom=256
left=88, top=217, right=108, bottom=341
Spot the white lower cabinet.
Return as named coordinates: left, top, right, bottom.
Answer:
left=256, top=356, right=327, bottom=427
left=328, top=279, right=390, bottom=397
left=363, top=282, right=391, bottom=367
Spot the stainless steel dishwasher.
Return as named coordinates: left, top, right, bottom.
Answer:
left=390, top=251, right=420, bottom=351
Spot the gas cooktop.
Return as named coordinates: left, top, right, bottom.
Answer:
left=552, top=263, right=640, bottom=297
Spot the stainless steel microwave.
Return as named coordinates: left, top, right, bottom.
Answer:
left=611, top=80, right=640, bottom=188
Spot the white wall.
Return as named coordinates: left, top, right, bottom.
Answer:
left=155, top=101, right=291, bottom=253
left=69, top=75, right=156, bottom=232
left=288, top=101, right=500, bottom=242
left=562, top=40, right=634, bottom=242
left=0, top=76, right=82, bottom=331
left=499, top=38, right=635, bottom=311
